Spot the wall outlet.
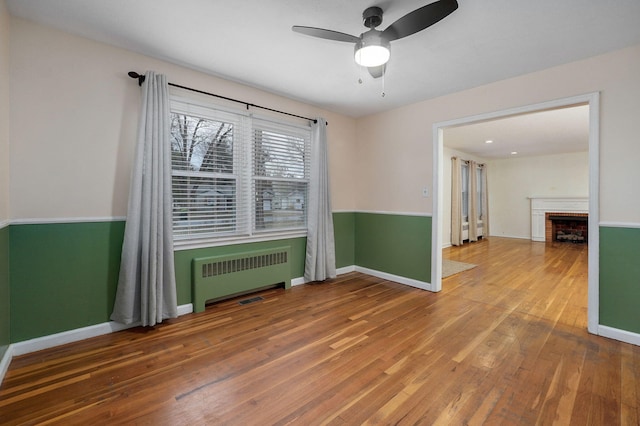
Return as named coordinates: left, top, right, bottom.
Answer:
left=422, top=187, right=429, bottom=197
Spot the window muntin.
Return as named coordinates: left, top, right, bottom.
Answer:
left=169, top=97, right=310, bottom=245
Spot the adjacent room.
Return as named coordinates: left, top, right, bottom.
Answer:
left=440, top=105, right=589, bottom=284
left=1, top=0, right=640, bottom=424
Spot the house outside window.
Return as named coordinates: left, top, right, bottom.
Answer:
left=170, top=96, right=310, bottom=247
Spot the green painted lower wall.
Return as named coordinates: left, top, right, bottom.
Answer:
left=599, top=226, right=640, bottom=334
left=333, top=212, right=355, bottom=268
left=9, top=217, right=638, bottom=343
left=10, top=222, right=125, bottom=342
left=0, top=225, right=10, bottom=359
left=6, top=212, right=356, bottom=342
left=355, top=212, right=432, bottom=283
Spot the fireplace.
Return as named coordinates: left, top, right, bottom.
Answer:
left=530, top=197, right=588, bottom=242
left=545, top=212, right=588, bottom=243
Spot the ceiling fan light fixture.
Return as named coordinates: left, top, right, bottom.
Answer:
left=354, top=30, right=390, bottom=67
left=293, top=0, right=459, bottom=77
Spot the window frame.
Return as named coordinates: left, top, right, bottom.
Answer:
left=169, top=94, right=311, bottom=250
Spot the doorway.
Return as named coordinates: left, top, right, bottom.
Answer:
left=431, top=93, right=600, bottom=334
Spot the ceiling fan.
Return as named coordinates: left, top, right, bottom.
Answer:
left=292, top=0, right=458, bottom=78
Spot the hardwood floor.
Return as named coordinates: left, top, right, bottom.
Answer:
left=1, top=237, right=638, bottom=425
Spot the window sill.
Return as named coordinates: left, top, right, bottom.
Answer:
left=173, top=230, right=308, bottom=251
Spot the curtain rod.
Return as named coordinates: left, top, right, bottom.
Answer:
left=452, top=156, right=485, bottom=167
left=128, top=71, right=322, bottom=124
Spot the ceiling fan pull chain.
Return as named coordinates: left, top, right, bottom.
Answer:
left=381, top=67, right=386, bottom=97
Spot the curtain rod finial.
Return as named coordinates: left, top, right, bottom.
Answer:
left=128, top=71, right=145, bottom=86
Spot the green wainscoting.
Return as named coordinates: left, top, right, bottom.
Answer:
left=10, top=222, right=125, bottom=342
left=10, top=217, right=638, bottom=344
left=599, top=226, right=640, bottom=334
left=0, top=225, right=10, bottom=359
left=333, top=211, right=355, bottom=268
left=355, top=212, right=432, bottom=283
left=6, top=213, right=356, bottom=342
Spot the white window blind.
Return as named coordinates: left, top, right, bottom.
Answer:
left=169, top=97, right=310, bottom=245
left=252, top=118, right=310, bottom=233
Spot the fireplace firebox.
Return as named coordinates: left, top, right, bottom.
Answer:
left=546, top=213, right=588, bottom=243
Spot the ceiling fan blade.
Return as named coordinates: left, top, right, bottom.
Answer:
left=383, top=0, right=458, bottom=41
left=367, top=64, right=386, bottom=79
left=292, top=26, right=360, bottom=43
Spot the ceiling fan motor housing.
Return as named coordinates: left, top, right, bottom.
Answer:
left=363, top=6, right=383, bottom=29
left=354, top=29, right=390, bottom=67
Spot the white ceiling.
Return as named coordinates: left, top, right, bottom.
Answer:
left=444, top=104, right=590, bottom=159
left=7, top=0, right=640, bottom=118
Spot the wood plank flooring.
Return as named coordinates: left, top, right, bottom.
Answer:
left=1, top=237, right=639, bottom=424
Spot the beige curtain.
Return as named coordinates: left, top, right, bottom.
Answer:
left=451, top=157, right=463, bottom=246
left=481, top=165, right=489, bottom=237
left=468, top=160, right=478, bottom=242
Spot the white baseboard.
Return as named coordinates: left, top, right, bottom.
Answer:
left=493, top=234, right=531, bottom=240
left=11, top=303, right=193, bottom=357
left=177, top=303, right=193, bottom=316
left=354, top=266, right=434, bottom=292
left=337, top=265, right=356, bottom=275
left=0, top=345, right=14, bottom=385
left=291, top=265, right=356, bottom=287
left=291, top=277, right=305, bottom=286
left=597, top=325, right=640, bottom=346
left=293, top=265, right=433, bottom=292
left=13, top=321, right=137, bottom=356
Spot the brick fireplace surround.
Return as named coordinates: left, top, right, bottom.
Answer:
left=545, top=212, right=589, bottom=242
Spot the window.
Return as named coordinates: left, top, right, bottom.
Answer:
left=253, top=119, right=309, bottom=232
left=461, top=162, right=469, bottom=222
left=476, top=166, right=484, bottom=221
left=460, top=162, right=485, bottom=223
left=170, top=97, right=310, bottom=245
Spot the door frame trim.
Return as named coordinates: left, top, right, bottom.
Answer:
left=431, top=92, right=600, bottom=334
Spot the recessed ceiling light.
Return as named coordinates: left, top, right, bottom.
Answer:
left=511, top=151, right=518, bottom=155
left=485, top=140, right=493, bottom=144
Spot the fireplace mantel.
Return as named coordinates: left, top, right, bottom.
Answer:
left=529, top=197, right=588, bottom=242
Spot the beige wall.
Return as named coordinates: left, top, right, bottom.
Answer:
left=8, top=14, right=640, bottom=224
left=356, top=44, right=640, bottom=224
left=488, top=151, right=589, bottom=239
left=0, top=0, right=10, bottom=223
left=8, top=17, right=357, bottom=221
